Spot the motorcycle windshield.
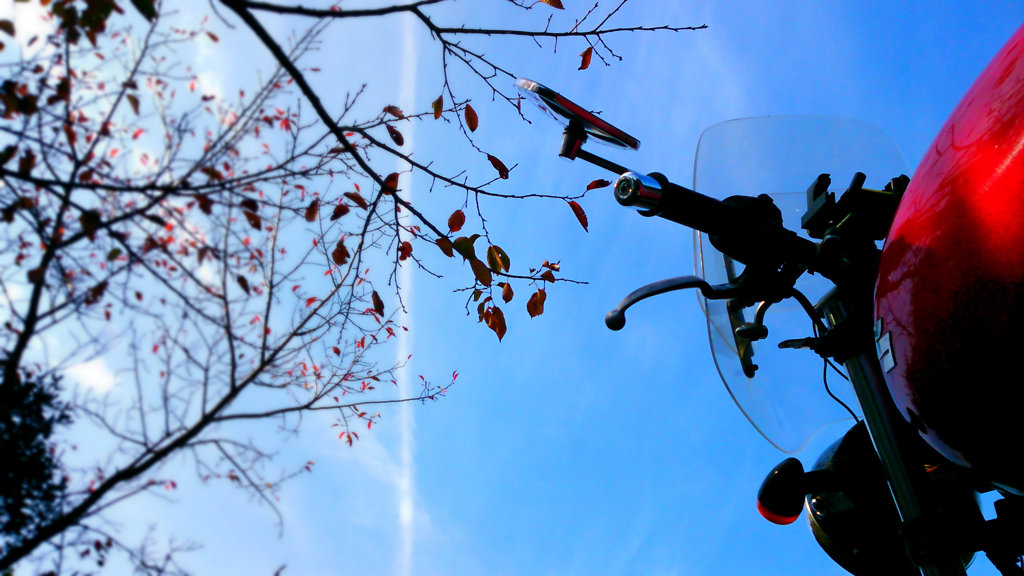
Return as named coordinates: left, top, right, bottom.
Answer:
left=693, top=116, right=908, bottom=453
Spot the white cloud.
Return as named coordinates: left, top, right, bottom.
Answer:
left=65, top=357, right=117, bottom=392
left=3, top=0, right=54, bottom=60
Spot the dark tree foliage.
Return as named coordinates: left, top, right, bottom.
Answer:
left=0, top=365, right=70, bottom=554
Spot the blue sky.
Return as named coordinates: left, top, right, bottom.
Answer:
left=10, top=1, right=1023, bottom=575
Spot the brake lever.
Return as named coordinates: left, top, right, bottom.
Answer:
left=605, top=276, right=743, bottom=331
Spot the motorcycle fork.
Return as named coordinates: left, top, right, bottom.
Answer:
left=820, top=289, right=975, bottom=576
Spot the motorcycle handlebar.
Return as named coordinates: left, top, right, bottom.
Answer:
left=613, top=171, right=823, bottom=274
left=614, top=172, right=741, bottom=237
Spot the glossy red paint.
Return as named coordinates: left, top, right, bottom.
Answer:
left=876, top=24, right=1024, bottom=493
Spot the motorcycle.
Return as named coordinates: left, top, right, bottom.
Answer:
left=516, top=21, right=1024, bottom=576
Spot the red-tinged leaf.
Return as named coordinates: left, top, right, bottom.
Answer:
left=568, top=200, right=589, bottom=232
left=501, top=281, right=514, bottom=303
left=542, top=260, right=561, bottom=271
left=332, top=240, right=350, bottom=265
left=26, top=267, right=44, bottom=284
left=132, top=128, right=144, bottom=140
left=195, top=194, right=213, bottom=215
left=382, top=173, right=399, bottom=194
left=330, top=203, right=350, bottom=220
left=304, top=198, right=319, bottom=222
left=0, top=145, right=16, bottom=167
left=240, top=198, right=259, bottom=212
left=383, top=105, right=404, bottom=119
left=206, top=31, right=219, bottom=42
left=527, top=289, right=547, bottom=317
left=447, top=209, right=466, bottom=233
left=398, top=241, right=413, bottom=261
left=305, top=297, right=318, bottom=307
left=237, top=275, right=250, bottom=295
left=487, top=154, right=509, bottom=179
left=84, top=281, right=108, bottom=305
left=17, top=150, right=35, bottom=177
left=432, top=94, right=443, bottom=119
left=371, top=291, right=385, bottom=316
left=62, top=123, right=76, bottom=147
left=470, top=258, right=492, bottom=286
left=539, top=0, right=564, bottom=8
left=540, top=269, right=556, bottom=283
left=243, top=210, right=261, bottom=230
left=452, top=234, right=479, bottom=261
left=436, top=237, right=454, bottom=257
left=586, top=179, right=611, bottom=190
left=79, top=210, right=101, bottom=242
left=344, top=191, right=368, bottom=209
left=0, top=20, right=14, bottom=37
left=126, top=94, right=139, bottom=115
left=486, top=245, right=510, bottom=273
left=485, top=306, right=507, bottom=341
left=465, top=104, right=479, bottom=132
left=579, top=46, right=594, bottom=70
left=200, top=166, right=224, bottom=181
left=387, top=125, right=405, bottom=146
left=332, top=346, right=341, bottom=355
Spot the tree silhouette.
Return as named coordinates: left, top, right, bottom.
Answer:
left=0, top=1, right=703, bottom=571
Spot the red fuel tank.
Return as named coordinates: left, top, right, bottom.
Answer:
left=875, top=24, right=1024, bottom=493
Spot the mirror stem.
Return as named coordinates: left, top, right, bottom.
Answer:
left=576, top=149, right=630, bottom=176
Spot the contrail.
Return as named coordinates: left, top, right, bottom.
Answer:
left=396, top=11, right=418, bottom=576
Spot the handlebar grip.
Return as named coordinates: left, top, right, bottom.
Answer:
left=614, top=172, right=820, bottom=272
left=614, top=172, right=741, bottom=239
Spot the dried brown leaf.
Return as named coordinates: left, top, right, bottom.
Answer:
left=372, top=291, right=385, bottom=316
left=332, top=240, right=350, bottom=265
left=579, top=46, right=593, bottom=71
left=304, top=198, right=319, bottom=222
left=331, top=203, right=350, bottom=221
left=243, top=210, right=262, bottom=230
left=387, top=124, right=405, bottom=146
left=382, top=173, right=399, bottom=194
left=470, top=258, right=493, bottom=286
left=436, top=237, right=455, bottom=258
left=448, top=209, right=466, bottom=233
left=432, top=94, right=443, bottom=119
left=568, top=200, right=588, bottom=232
left=344, top=191, right=369, bottom=209
left=527, top=289, right=547, bottom=318
left=487, top=154, right=509, bottom=179
left=485, top=306, right=507, bottom=341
